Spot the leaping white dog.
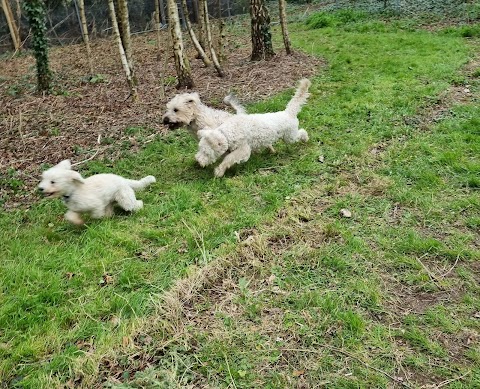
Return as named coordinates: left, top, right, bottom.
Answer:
left=162, top=92, right=246, bottom=138
left=38, top=160, right=156, bottom=225
left=195, top=79, right=311, bottom=178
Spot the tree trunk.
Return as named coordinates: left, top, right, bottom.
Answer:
left=116, top=0, right=133, bottom=73
left=76, top=0, right=94, bottom=73
left=181, top=0, right=211, bottom=66
left=250, top=0, right=274, bottom=61
left=158, top=0, right=166, bottom=25
left=23, top=0, right=51, bottom=92
left=108, top=0, right=138, bottom=101
left=278, top=0, right=292, bottom=55
left=154, top=0, right=165, bottom=98
left=196, top=0, right=206, bottom=51
left=201, top=0, right=224, bottom=77
left=1, top=0, right=21, bottom=51
left=218, top=17, right=226, bottom=64
left=167, top=0, right=194, bottom=89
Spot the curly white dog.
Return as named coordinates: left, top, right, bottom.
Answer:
left=195, top=79, right=311, bottom=178
left=38, top=160, right=156, bottom=225
left=162, top=92, right=245, bottom=138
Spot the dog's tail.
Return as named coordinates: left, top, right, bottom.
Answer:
left=224, top=94, right=247, bottom=115
left=285, top=78, right=311, bottom=117
left=126, top=175, right=156, bottom=191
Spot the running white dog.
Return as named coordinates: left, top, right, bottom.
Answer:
left=162, top=92, right=246, bottom=138
left=195, top=79, right=311, bottom=178
left=38, top=160, right=156, bottom=225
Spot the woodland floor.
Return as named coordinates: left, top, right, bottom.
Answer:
left=0, top=29, right=323, bottom=209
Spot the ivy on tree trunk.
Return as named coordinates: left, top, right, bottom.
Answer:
left=23, top=0, right=51, bottom=92
left=250, top=0, right=274, bottom=61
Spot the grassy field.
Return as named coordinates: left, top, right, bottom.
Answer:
left=1, top=10, right=479, bottom=388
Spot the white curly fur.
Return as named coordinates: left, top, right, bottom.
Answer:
left=195, top=79, right=311, bottom=178
left=38, top=160, right=156, bottom=225
left=162, top=92, right=246, bottom=138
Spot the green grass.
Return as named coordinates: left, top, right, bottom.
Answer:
left=1, top=12, right=480, bottom=388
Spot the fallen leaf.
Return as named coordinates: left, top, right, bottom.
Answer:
left=267, top=274, right=276, bottom=285
left=340, top=208, right=352, bottom=218
left=100, top=274, right=114, bottom=285
left=293, top=370, right=305, bottom=377
left=318, top=155, right=325, bottom=163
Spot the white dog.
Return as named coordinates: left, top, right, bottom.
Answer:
left=162, top=92, right=246, bottom=138
left=38, top=160, right=156, bottom=225
left=195, top=79, right=311, bottom=178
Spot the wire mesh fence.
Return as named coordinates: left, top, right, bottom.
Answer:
left=0, top=0, right=475, bottom=53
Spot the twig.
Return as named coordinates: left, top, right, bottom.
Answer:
left=433, top=372, right=469, bottom=388
left=415, top=252, right=441, bottom=285
left=438, top=254, right=460, bottom=279
left=70, top=149, right=101, bottom=167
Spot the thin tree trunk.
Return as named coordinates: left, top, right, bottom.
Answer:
left=1, top=0, right=21, bottom=51
left=196, top=0, right=206, bottom=51
left=76, top=0, right=94, bottom=73
left=23, top=0, right=51, bottom=92
left=181, top=0, right=211, bottom=66
left=201, top=0, right=224, bottom=77
left=218, top=17, right=226, bottom=64
left=154, top=0, right=162, bottom=58
left=158, top=0, right=166, bottom=25
left=108, top=0, right=138, bottom=101
left=250, top=0, right=274, bottom=61
left=177, top=0, right=186, bottom=30
left=278, top=0, right=292, bottom=55
left=167, top=0, right=194, bottom=88
left=116, top=0, right=133, bottom=72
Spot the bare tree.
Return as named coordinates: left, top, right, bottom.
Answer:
left=108, top=0, right=138, bottom=100
left=278, top=0, right=292, bottom=55
left=167, top=0, right=194, bottom=88
left=1, top=0, right=21, bottom=51
left=116, top=0, right=135, bottom=81
left=75, top=0, right=94, bottom=73
left=250, top=0, right=274, bottom=61
left=181, top=0, right=211, bottom=66
left=200, top=0, right=224, bottom=76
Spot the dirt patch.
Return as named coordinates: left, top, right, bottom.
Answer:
left=0, top=30, right=325, bottom=209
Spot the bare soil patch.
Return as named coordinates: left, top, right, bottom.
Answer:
left=0, top=30, right=324, bottom=209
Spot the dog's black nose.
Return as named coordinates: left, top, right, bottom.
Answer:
left=163, top=117, right=170, bottom=125
left=38, top=187, right=44, bottom=192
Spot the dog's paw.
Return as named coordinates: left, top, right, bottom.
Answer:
left=214, top=166, right=225, bottom=178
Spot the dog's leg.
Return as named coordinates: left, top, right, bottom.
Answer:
left=115, top=187, right=143, bottom=211
left=268, top=145, right=276, bottom=154
left=284, top=127, right=309, bottom=143
left=65, top=210, right=84, bottom=225
left=214, top=144, right=251, bottom=178
left=104, top=204, right=114, bottom=217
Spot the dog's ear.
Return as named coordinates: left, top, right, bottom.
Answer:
left=56, top=159, right=71, bottom=170
left=187, top=92, right=200, bottom=104
left=206, top=131, right=228, bottom=153
left=69, top=170, right=85, bottom=184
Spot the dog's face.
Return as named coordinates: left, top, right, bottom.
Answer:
left=162, top=92, right=201, bottom=130
left=195, top=130, right=229, bottom=167
left=38, top=160, right=85, bottom=198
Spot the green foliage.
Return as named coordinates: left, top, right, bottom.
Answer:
left=441, top=23, right=480, bottom=37
left=306, top=9, right=369, bottom=29
left=23, top=0, right=51, bottom=92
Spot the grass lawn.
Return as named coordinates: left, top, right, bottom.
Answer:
left=1, top=10, right=479, bottom=388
